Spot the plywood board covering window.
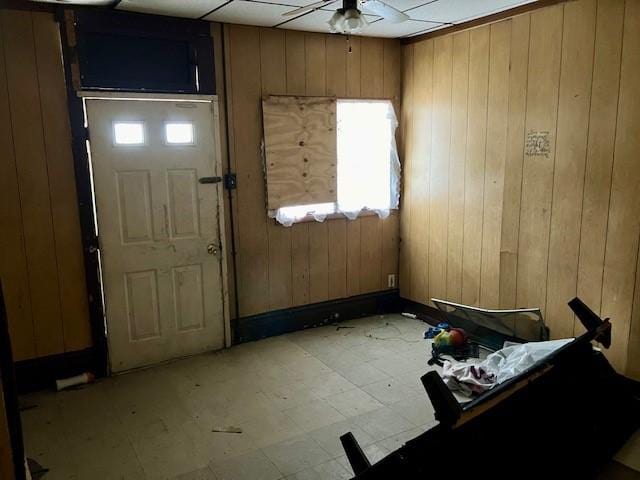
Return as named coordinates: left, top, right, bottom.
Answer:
left=262, top=95, right=337, bottom=210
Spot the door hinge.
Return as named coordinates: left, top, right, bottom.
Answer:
left=224, top=173, right=237, bottom=190
left=84, top=126, right=90, bottom=141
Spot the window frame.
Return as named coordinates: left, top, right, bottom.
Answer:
left=269, top=97, right=400, bottom=226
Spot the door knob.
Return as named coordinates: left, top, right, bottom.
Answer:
left=207, top=244, right=218, bottom=255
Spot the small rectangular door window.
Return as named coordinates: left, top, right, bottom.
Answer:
left=113, top=121, right=145, bottom=145
left=165, top=122, right=195, bottom=145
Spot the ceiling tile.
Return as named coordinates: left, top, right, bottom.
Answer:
left=205, top=1, right=293, bottom=25
left=409, top=0, right=536, bottom=24
left=280, top=8, right=379, bottom=33
left=362, top=18, right=442, bottom=37
left=116, top=0, right=226, bottom=18
left=259, top=0, right=337, bottom=7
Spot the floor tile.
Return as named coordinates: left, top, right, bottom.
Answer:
left=284, top=459, right=351, bottom=480
left=361, top=378, right=421, bottom=406
left=210, top=450, right=282, bottom=480
left=324, top=389, right=383, bottom=418
left=261, top=434, right=331, bottom=476
left=283, top=399, right=346, bottom=432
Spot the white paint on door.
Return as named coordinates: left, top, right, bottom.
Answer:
left=84, top=96, right=228, bottom=372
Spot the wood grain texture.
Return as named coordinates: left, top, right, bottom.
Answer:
left=515, top=5, right=563, bottom=313
left=0, top=12, right=35, bottom=360
left=228, top=26, right=269, bottom=316
left=326, top=35, right=348, bottom=300
left=2, top=10, right=64, bottom=357
left=400, top=0, right=640, bottom=376
left=262, top=96, right=337, bottom=210
left=399, top=45, right=414, bottom=300
left=576, top=0, right=624, bottom=322
left=428, top=35, right=452, bottom=301
left=545, top=0, right=596, bottom=339
left=305, top=33, right=330, bottom=304
left=480, top=21, right=511, bottom=309
left=260, top=28, right=293, bottom=311
left=600, top=0, right=640, bottom=372
left=33, top=12, right=92, bottom=352
left=409, top=39, right=433, bottom=304
left=445, top=31, right=469, bottom=304
left=499, top=14, right=530, bottom=309
left=461, top=26, right=489, bottom=306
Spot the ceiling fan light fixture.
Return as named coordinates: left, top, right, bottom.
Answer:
left=327, top=7, right=368, bottom=34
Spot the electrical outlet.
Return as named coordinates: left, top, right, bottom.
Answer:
left=387, top=274, right=397, bottom=288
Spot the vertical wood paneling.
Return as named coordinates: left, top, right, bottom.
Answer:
left=381, top=39, right=401, bottom=290
left=499, top=14, right=530, bottom=309
left=410, top=39, right=433, bottom=304
left=227, top=28, right=401, bottom=312
left=601, top=0, right=640, bottom=371
left=515, top=5, right=563, bottom=313
left=576, top=0, right=624, bottom=321
left=345, top=36, right=362, bottom=297
left=2, top=10, right=64, bottom=356
left=326, top=35, right=348, bottom=300
left=260, top=28, right=293, bottom=311
left=445, top=31, right=469, bottom=303
left=479, top=21, right=511, bottom=308
left=286, top=31, right=310, bottom=307
left=545, top=0, right=596, bottom=338
left=305, top=33, right=329, bottom=304
left=229, top=26, right=269, bottom=316
left=428, top=36, right=452, bottom=301
left=0, top=13, right=35, bottom=360
left=359, top=37, right=385, bottom=294
left=401, top=0, right=640, bottom=377
left=33, top=12, right=92, bottom=351
left=399, top=45, right=414, bottom=300
left=461, top=26, right=489, bottom=306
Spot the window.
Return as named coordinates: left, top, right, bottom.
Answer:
left=113, top=121, right=145, bottom=145
left=273, top=99, right=400, bottom=226
left=165, top=122, right=195, bottom=145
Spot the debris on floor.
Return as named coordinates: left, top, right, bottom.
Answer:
left=211, top=426, right=243, bottom=434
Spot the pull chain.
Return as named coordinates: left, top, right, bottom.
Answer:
left=347, top=34, right=352, bottom=54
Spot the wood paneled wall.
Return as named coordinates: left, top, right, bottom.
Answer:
left=224, top=26, right=401, bottom=317
left=0, top=9, right=92, bottom=361
left=400, top=0, right=640, bottom=376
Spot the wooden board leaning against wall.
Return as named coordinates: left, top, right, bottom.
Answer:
left=224, top=25, right=401, bottom=318
left=0, top=8, right=92, bottom=361
left=400, top=0, right=640, bottom=377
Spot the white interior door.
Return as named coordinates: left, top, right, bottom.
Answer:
left=84, top=96, right=228, bottom=373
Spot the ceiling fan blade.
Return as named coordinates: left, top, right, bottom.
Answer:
left=361, top=0, right=409, bottom=23
left=282, top=0, right=338, bottom=17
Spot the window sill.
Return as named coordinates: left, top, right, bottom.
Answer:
left=269, top=208, right=398, bottom=226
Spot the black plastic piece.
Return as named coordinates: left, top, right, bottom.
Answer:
left=224, top=172, right=237, bottom=190
left=569, top=297, right=611, bottom=348
left=340, top=432, right=371, bottom=475
left=420, top=371, right=463, bottom=426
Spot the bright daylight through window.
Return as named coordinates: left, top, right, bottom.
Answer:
left=274, top=99, right=400, bottom=226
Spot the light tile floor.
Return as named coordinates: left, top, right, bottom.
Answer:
left=20, top=313, right=640, bottom=479
left=21, top=314, right=439, bottom=480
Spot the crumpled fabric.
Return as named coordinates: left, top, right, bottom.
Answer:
left=442, top=338, right=573, bottom=396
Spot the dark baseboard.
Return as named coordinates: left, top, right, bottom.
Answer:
left=14, top=347, right=98, bottom=394
left=234, top=290, right=402, bottom=344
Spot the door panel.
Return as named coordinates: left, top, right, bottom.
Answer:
left=85, top=98, right=226, bottom=372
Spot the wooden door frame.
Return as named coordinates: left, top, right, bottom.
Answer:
left=81, top=92, right=233, bottom=356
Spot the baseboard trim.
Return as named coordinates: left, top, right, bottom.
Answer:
left=234, top=290, right=401, bottom=344
left=14, top=347, right=98, bottom=394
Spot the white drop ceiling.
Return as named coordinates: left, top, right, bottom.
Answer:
left=98, top=0, right=538, bottom=38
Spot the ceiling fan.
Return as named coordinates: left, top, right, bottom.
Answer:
left=282, top=0, right=409, bottom=34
